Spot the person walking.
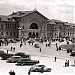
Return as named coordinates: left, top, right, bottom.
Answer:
left=46, top=44, right=47, bottom=47
left=54, top=57, right=57, bottom=62
left=28, top=69, right=31, bottom=75
left=9, top=70, right=15, bottom=75
left=67, top=60, right=69, bottom=66
left=11, top=46, right=13, bottom=51
left=41, top=66, right=44, bottom=73
left=9, top=70, right=13, bottom=75
left=7, top=50, right=8, bottom=54
left=40, top=48, right=41, bottom=52
left=56, top=43, right=57, bottom=47
left=65, top=60, right=68, bottom=67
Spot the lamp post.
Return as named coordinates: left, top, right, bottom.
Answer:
left=18, top=27, right=22, bottom=39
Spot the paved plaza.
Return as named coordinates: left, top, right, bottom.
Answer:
left=0, top=39, right=75, bottom=75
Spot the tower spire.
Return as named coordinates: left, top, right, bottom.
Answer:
left=33, top=3, right=37, bottom=11
left=35, top=3, right=36, bottom=10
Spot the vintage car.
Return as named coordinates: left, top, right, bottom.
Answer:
left=9, top=39, right=17, bottom=43
left=16, top=58, right=39, bottom=65
left=0, top=50, right=5, bottom=56
left=6, top=56, right=21, bottom=63
left=1, top=53, right=14, bottom=60
left=30, top=65, right=52, bottom=72
left=70, top=52, right=75, bottom=56
left=34, top=44, right=40, bottom=48
left=15, top=52, right=31, bottom=58
left=28, top=40, right=35, bottom=43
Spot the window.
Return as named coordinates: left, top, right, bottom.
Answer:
left=15, top=24, right=16, bottom=29
left=1, top=32, right=3, bottom=35
left=14, top=32, right=16, bottom=36
left=6, top=32, right=8, bottom=35
left=55, top=33, right=57, bottom=36
left=50, top=32, right=51, bottom=36
left=23, top=25, right=24, bottom=29
left=10, top=32, right=12, bottom=36
left=1, top=24, right=3, bottom=29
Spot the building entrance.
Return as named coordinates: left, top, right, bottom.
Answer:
left=28, top=23, right=39, bottom=38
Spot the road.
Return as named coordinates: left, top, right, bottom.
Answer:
left=0, top=40, right=75, bottom=75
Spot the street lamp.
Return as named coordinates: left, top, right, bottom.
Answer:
left=18, top=27, right=22, bottom=39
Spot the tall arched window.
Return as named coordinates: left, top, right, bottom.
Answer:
left=30, top=23, right=38, bottom=29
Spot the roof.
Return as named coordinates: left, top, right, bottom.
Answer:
left=47, top=19, right=64, bottom=25
left=9, top=11, right=32, bottom=17
left=9, top=9, right=49, bottom=20
left=50, top=19, right=64, bottom=23
left=64, top=22, right=75, bottom=26
left=47, top=20, right=56, bottom=24
left=0, top=15, right=15, bottom=22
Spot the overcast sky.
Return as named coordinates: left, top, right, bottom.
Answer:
left=0, top=0, right=74, bottom=23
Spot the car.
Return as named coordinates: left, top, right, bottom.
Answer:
left=9, top=39, right=17, bottom=43
left=1, top=53, right=14, bottom=60
left=70, top=52, right=75, bottom=56
left=34, top=44, right=40, bottom=48
left=6, top=56, right=21, bottom=63
left=16, top=58, right=39, bottom=66
left=28, top=40, right=35, bottom=43
left=15, top=52, right=31, bottom=58
left=30, top=65, right=52, bottom=72
left=0, top=50, right=5, bottom=56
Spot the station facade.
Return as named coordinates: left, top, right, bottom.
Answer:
left=0, top=9, right=75, bottom=39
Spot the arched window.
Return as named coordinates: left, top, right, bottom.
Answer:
left=23, top=25, right=24, bottom=29
left=30, top=23, right=38, bottom=29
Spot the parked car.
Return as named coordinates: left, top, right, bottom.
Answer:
left=6, top=56, right=21, bottom=63
left=70, top=52, right=75, bottom=56
left=9, top=39, right=17, bottom=43
left=16, top=58, right=39, bottom=65
left=28, top=40, right=35, bottom=43
left=1, top=53, right=14, bottom=60
left=15, top=52, right=31, bottom=58
left=30, top=65, right=52, bottom=72
left=34, top=44, right=40, bottom=48
left=0, top=50, right=5, bottom=56
left=13, top=38, right=21, bottom=41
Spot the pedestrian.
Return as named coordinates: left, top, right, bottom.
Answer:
left=7, top=50, right=8, bottom=54
left=67, top=60, right=69, bottom=66
left=54, top=57, right=56, bottom=62
left=59, top=46, right=61, bottom=51
left=28, top=69, right=31, bottom=75
left=40, top=48, right=41, bottom=52
left=41, top=66, right=44, bottom=73
left=11, top=46, right=13, bottom=51
left=12, top=71, right=15, bottom=75
left=56, top=43, right=57, bottom=47
left=32, top=42, right=33, bottom=45
left=56, top=45, right=58, bottom=51
left=9, top=70, right=13, bottom=75
left=13, top=47, right=15, bottom=51
left=65, top=60, right=68, bottom=67
left=46, top=44, right=47, bottom=47
left=49, top=41, right=51, bottom=47
left=20, top=43, right=22, bottom=47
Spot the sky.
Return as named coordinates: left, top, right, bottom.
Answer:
left=0, top=0, right=74, bottom=23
